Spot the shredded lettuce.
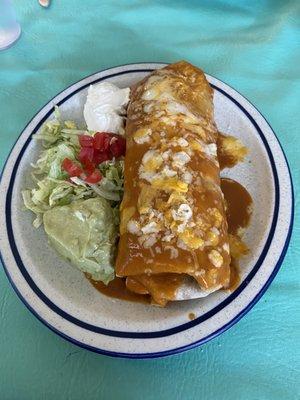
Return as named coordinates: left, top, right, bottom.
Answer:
left=33, top=106, right=85, bottom=149
left=99, top=160, right=124, bottom=188
left=96, top=160, right=124, bottom=201
left=23, top=108, right=124, bottom=225
left=31, top=143, right=76, bottom=179
left=71, top=160, right=124, bottom=202
left=22, top=178, right=95, bottom=227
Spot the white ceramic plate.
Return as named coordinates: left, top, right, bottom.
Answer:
left=0, top=63, right=294, bottom=358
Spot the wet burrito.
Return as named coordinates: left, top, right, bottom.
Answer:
left=115, top=61, right=231, bottom=305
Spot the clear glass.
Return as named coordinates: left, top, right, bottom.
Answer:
left=0, top=0, right=21, bottom=50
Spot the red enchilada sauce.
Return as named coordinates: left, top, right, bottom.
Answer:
left=88, top=178, right=252, bottom=303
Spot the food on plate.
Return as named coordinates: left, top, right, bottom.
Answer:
left=23, top=61, right=252, bottom=306
left=116, top=61, right=243, bottom=305
left=43, top=197, right=118, bottom=283
left=217, top=133, right=248, bottom=170
left=22, top=98, right=126, bottom=283
left=84, top=82, right=130, bottom=134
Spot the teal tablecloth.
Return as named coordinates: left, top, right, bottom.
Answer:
left=0, top=1, right=299, bottom=399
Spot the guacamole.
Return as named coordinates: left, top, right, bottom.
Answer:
left=43, top=197, right=118, bottom=284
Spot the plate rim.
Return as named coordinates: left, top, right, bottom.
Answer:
left=0, top=62, right=294, bottom=358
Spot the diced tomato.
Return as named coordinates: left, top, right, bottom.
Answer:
left=61, top=158, right=83, bottom=177
left=84, top=169, right=102, bottom=184
left=94, top=132, right=111, bottom=151
left=78, top=147, right=94, bottom=164
left=79, top=134, right=94, bottom=148
left=93, top=149, right=111, bottom=165
left=110, top=135, right=126, bottom=158
left=62, top=158, right=73, bottom=171
left=82, top=158, right=95, bottom=175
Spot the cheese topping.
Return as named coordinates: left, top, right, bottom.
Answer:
left=171, top=204, right=193, bottom=222
left=133, top=128, right=152, bottom=144
left=208, top=250, right=223, bottom=268
left=177, top=138, right=189, bottom=147
left=122, top=67, right=228, bottom=268
left=172, top=151, right=191, bottom=168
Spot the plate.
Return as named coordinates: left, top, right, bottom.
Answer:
left=0, top=63, right=294, bottom=358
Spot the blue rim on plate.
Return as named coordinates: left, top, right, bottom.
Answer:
left=0, top=64, right=294, bottom=358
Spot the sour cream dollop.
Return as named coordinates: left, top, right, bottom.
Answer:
left=83, top=82, right=130, bottom=134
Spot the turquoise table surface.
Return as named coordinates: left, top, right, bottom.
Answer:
left=0, top=1, right=299, bottom=399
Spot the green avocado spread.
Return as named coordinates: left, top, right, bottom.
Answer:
left=43, top=197, right=118, bottom=284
